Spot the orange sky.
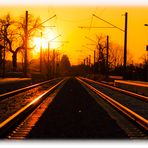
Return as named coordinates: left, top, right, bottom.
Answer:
left=0, top=2, right=148, bottom=65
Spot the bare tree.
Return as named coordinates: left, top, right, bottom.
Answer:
left=13, top=13, right=42, bottom=71
left=95, top=34, right=107, bottom=74
left=109, top=42, right=134, bottom=69
left=109, top=42, right=123, bottom=69
left=0, top=13, right=42, bottom=72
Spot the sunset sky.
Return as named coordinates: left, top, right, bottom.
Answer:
left=0, top=0, right=148, bottom=65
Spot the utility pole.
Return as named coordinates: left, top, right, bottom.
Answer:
left=24, top=11, right=28, bottom=77
left=52, top=49, right=55, bottom=78
left=56, top=51, right=60, bottom=77
left=147, top=47, right=148, bottom=82
left=106, top=35, right=109, bottom=78
left=124, top=12, right=128, bottom=79
left=80, top=13, right=128, bottom=79
left=84, top=59, right=85, bottom=65
left=22, top=13, right=56, bottom=77
left=48, top=42, right=50, bottom=68
left=46, top=42, right=50, bottom=79
left=94, top=50, right=96, bottom=64
left=46, top=34, right=62, bottom=78
left=144, top=24, right=148, bottom=81
left=2, top=25, right=7, bottom=78
left=55, top=50, right=56, bottom=77
left=0, top=45, right=3, bottom=69
left=86, top=57, right=89, bottom=66
left=89, top=55, right=91, bottom=67
left=40, top=32, right=43, bottom=73
left=94, top=50, right=96, bottom=73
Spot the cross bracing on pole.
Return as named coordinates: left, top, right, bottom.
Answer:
left=92, top=14, right=124, bottom=32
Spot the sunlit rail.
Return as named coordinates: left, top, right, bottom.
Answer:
left=79, top=77, right=148, bottom=102
left=0, top=78, right=66, bottom=137
left=0, top=78, right=62, bottom=101
left=77, top=77, right=148, bottom=131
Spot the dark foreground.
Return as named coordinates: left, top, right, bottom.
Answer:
left=27, top=77, right=128, bottom=139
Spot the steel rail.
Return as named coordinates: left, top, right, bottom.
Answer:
left=0, top=78, right=62, bottom=101
left=79, top=77, right=148, bottom=102
left=76, top=77, right=148, bottom=131
left=0, top=79, right=65, bottom=136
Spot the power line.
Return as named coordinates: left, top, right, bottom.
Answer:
left=85, top=36, right=97, bottom=44
left=80, top=13, right=128, bottom=79
left=37, top=15, right=56, bottom=27
left=79, top=26, right=115, bottom=29
left=92, top=14, right=124, bottom=32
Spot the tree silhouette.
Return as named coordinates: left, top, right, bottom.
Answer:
left=95, top=35, right=107, bottom=75
left=109, top=42, right=123, bottom=69
left=0, top=45, right=4, bottom=69
left=0, top=13, right=42, bottom=72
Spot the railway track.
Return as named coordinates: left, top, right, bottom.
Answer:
left=77, top=77, right=148, bottom=134
left=0, top=77, right=68, bottom=138
left=0, top=77, right=147, bottom=139
left=81, top=77, right=148, bottom=102
left=0, top=77, right=63, bottom=101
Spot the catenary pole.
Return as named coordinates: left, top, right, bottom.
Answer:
left=24, top=11, right=28, bottom=77
left=40, top=32, right=43, bottom=73
left=123, top=12, right=128, bottom=79
left=106, top=35, right=109, bottom=78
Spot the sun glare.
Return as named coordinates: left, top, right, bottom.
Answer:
left=32, top=29, right=60, bottom=57
left=33, top=38, right=42, bottom=53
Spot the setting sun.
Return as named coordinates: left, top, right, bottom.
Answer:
left=32, top=29, right=61, bottom=58
left=33, top=37, right=43, bottom=53
left=1, top=1, right=148, bottom=65
left=0, top=1, right=148, bottom=141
